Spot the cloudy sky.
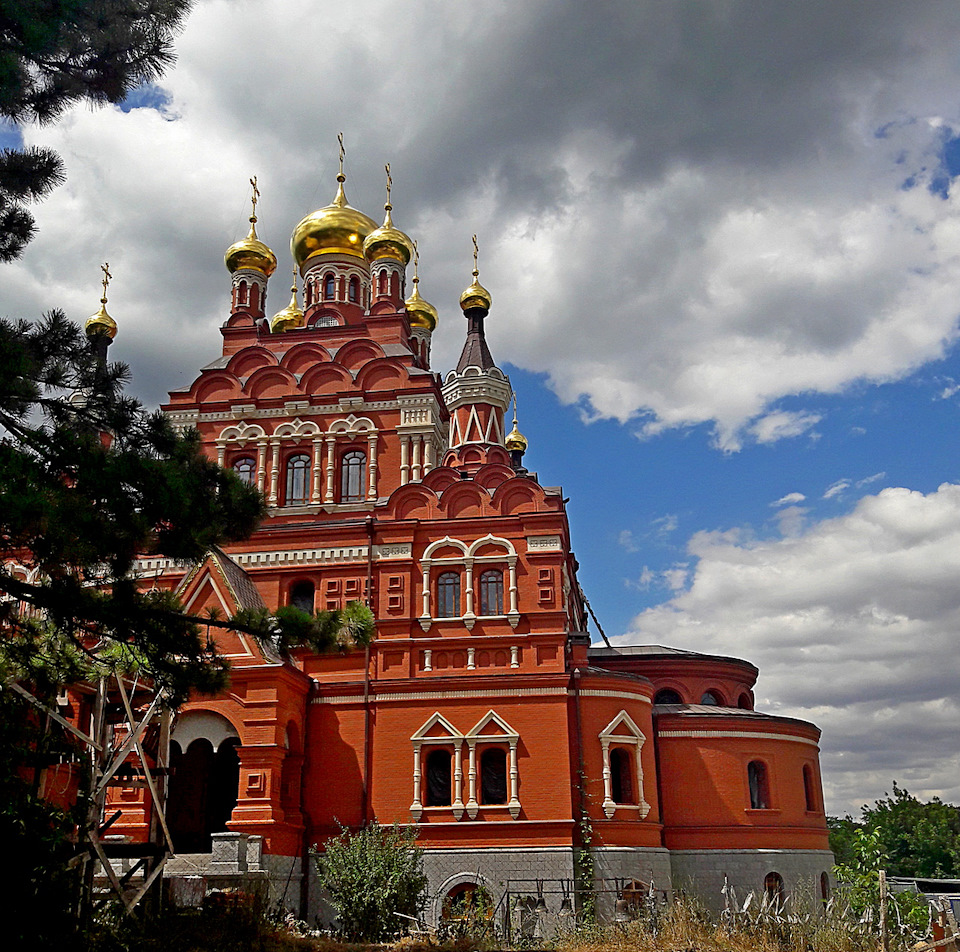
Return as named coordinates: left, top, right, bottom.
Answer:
left=4, top=0, right=960, bottom=815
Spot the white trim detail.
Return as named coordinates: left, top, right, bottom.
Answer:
left=313, top=686, right=567, bottom=705
left=599, top=710, right=650, bottom=820
left=465, top=711, right=521, bottom=819
left=410, top=713, right=464, bottom=821
left=658, top=730, right=819, bottom=747
left=578, top=689, right=652, bottom=704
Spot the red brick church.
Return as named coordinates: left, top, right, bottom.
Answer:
left=107, top=162, right=832, bottom=922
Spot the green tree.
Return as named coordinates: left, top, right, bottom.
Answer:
left=0, top=0, right=193, bottom=259
left=316, top=823, right=428, bottom=941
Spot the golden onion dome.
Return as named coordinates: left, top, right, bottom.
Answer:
left=363, top=204, right=414, bottom=265
left=225, top=218, right=278, bottom=277
left=270, top=274, right=305, bottom=333
left=291, top=175, right=378, bottom=266
left=85, top=299, right=117, bottom=340
left=505, top=419, right=528, bottom=453
left=404, top=277, right=438, bottom=332
left=459, top=275, right=492, bottom=313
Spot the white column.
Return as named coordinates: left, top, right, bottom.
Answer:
left=423, top=435, right=436, bottom=474
left=256, top=439, right=267, bottom=493
left=467, top=647, right=476, bottom=670
left=508, top=557, right=519, bottom=614
left=601, top=740, right=615, bottom=818
left=509, top=741, right=521, bottom=819
left=216, top=442, right=226, bottom=467
left=399, top=434, right=410, bottom=486
left=366, top=433, right=378, bottom=500
left=452, top=739, right=464, bottom=819
left=311, top=438, right=323, bottom=504
left=466, top=741, right=478, bottom=819
left=324, top=435, right=336, bottom=504
left=423, top=649, right=432, bottom=672
left=410, top=743, right=423, bottom=821
left=411, top=435, right=422, bottom=482
left=464, top=559, right=475, bottom=618
left=420, top=563, right=431, bottom=619
left=268, top=440, right=280, bottom=506
left=510, top=646, right=520, bottom=668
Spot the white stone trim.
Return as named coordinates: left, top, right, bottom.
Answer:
left=658, top=730, right=819, bottom=747
left=313, top=686, right=566, bottom=705
left=578, top=689, right=652, bottom=704
left=465, top=711, right=521, bottom=819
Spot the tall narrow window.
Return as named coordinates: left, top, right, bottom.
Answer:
left=803, top=764, right=817, bottom=812
left=748, top=760, right=770, bottom=809
left=425, top=749, right=452, bottom=806
left=610, top=747, right=635, bottom=804
left=290, top=581, right=315, bottom=614
left=348, top=276, right=359, bottom=302
left=233, top=457, right=256, bottom=485
left=285, top=454, right=310, bottom=506
left=764, top=872, right=785, bottom=906
left=437, top=572, right=460, bottom=618
left=480, top=748, right=507, bottom=805
left=340, top=450, right=366, bottom=502
left=479, top=569, right=504, bottom=615
left=324, top=272, right=335, bottom=299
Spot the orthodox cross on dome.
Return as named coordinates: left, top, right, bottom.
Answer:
left=412, top=239, right=420, bottom=282
left=472, top=233, right=480, bottom=279
left=385, top=163, right=392, bottom=209
left=249, top=175, right=260, bottom=223
left=100, top=261, right=112, bottom=304
left=337, top=132, right=345, bottom=181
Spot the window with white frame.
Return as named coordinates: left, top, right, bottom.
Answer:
left=599, top=710, right=650, bottom=819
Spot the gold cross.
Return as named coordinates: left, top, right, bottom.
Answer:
left=385, top=163, right=392, bottom=204
left=412, top=240, right=420, bottom=280
left=249, top=176, right=259, bottom=219
left=337, top=132, right=345, bottom=177
left=472, top=234, right=479, bottom=277
left=100, top=262, right=112, bottom=302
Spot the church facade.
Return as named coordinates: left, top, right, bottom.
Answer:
left=111, top=167, right=832, bottom=921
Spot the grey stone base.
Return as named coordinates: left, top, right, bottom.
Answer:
left=670, top=849, right=835, bottom=913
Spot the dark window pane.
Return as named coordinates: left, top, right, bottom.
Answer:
left=748, top=760, right=769, bottom=809
left=610, top=747, right=634, bottom=804
left=437, top=572, right=460, bottom=618
left=285, top=454, right=310, bottom=505
left=233, top=457, right=256, bottom=485
left=426, top=749, right=451, bottom=806
left=340, top=450, right=365, bottom=502
left=480, top=748, right=507, bottom=804
left=479, top=569, right=503, bottom=615
left=291, top=581, right=314, bottom=614
left=654, top=689, right=682, bottom=705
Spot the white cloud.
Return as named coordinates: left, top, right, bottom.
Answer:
left=618, top=482, right=960, bottom=814
left=823, top=479, right=851, bottom=499
left=618, top=529, right=640, bottom=553
left=772, top=492, right=807, bottom=507
left=750, top=411, right=822, bottom=446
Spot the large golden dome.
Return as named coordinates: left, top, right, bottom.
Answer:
left=363, top=205, right=414, bottom=265
left=291, top=176, right=378, bottom=266
left=404, top=277, right=438, bottom=332
left=85, top=300, right=117, bottom=339
left=225, top=219, right=278, bottom=276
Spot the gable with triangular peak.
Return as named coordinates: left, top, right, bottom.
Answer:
left=175, top=550, right=268, bottom=663
left=466, top=710, right=519, bottom=743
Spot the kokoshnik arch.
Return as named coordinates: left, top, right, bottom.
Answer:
left=89, top=158, right=833, bottom=921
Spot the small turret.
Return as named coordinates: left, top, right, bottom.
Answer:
left=225, top=176, right=276, bottom=322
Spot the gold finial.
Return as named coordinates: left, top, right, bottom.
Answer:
left=404, top=240, right=438, bottom=331
left=86, top=262, right=117, bottom=339
left=385, top=163, right=393, bottom=209
left=412, top=240, right=420, bottom=284
left=270, top=263, right=305, bottom=333
left=472, top=234, right=480, bottom=279
left=337, top=132, right=345, bottom=182
left=505, top=392, right=528, bottom=454
left=249, top=175, right=260, bottom=223
left=459, top=234, right=492, bottom=312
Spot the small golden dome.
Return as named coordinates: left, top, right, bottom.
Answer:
left=505, top=420, right=528, bottom=453
left=460, top=235, right=491, bottom=312
left=405, top=277, right=438, bottom=331
left=270, top=274, right=305, bottom=333
left=364, top=205, right=414, bottom=265
left=85, top=300, right=117, bottom=339
left=225, top=219, right=278, bottom=277
left=291, top=175, right=378, bottom=266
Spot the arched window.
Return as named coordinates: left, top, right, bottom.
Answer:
left=610, top=747, right=635, bottom=804
left=480, top=748, right=507, bottom=805
left=763, top=872, right=784, bottom=906
left=425, top=749, right=452, bottom=806
left=437, top=572, right=460, bottom=618
left=305, top=281, right=314, bottom=307
left=290, top=581, right=315, bottom=614
left=479, top=569, right=503, bottom=615
left=803, top=764, right=817, bottom=812
left=700, top=690, right=722, bottom=705
left=232, top=457, right=256, bottom=485
left=654, top=688, right=682, bottom=705
left=285, top=454, right=310, bottom=506
left=738, top=692, right=752, bottom=710
left=324, top=272, right=335, bottom=299
left=340, top=450, right=366, bottom=502
left=237, top=281, right=248, bottom=305
left=748, top=760, right=770, bottom=810
left=348, top=276, right=359, bottom=302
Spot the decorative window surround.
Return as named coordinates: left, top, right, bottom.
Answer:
left=465, top=711, right=521, bottom=819
left=410, top=713, right=465, bottom=822
left=419, top=535, right=520, bottom=630
left=599, top=710, right=650, bottom=820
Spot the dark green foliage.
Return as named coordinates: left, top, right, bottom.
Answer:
left=829, top=783, right=960, bottom=879
left=315, top=823, right=428, bottom=941
left=0, top=0, right=192, bottom=258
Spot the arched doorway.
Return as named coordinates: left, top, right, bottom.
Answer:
left=167, top=712, right=241, bottom=853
